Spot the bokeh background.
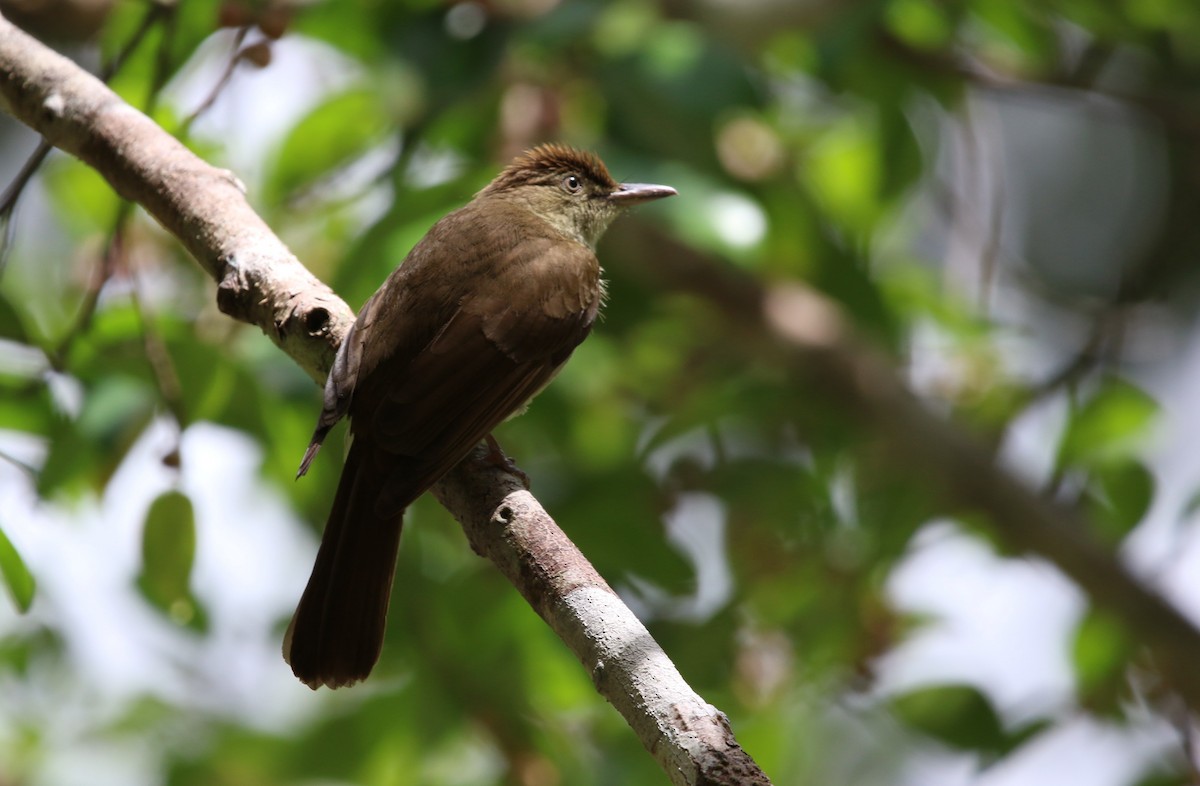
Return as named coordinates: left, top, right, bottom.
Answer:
left=2, top=0, right=1200, bottom=784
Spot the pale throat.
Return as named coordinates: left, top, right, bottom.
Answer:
left=513, top=190, right=618, bottom=250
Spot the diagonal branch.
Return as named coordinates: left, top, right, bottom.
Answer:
left=0, top=14, right=769, bottom=786
left=0, top=13, right=349, bottom=383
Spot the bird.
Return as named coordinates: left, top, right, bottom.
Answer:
left=284, top=144, right=676, bottom=689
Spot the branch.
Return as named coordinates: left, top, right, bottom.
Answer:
left=0, top=14, right=770, bottom=785
left=433, top=456, right=769, bottom=786
left=614, top=223, right=1200, bottom=715
left=877, top=31, right=1200, bottom=140
left=0, top=14, right=349, bottom=383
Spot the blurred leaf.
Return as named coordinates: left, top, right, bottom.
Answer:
left=1086, top=459, right=1154, bottom=545
left=890, top=684, right=1007, bottom=753
left=0, top=291, right=31, bottom=343
left=0, top=524, right=35, bottom=613
left=1072, top=609, right=1135, bottom=717
left=878, top=104, right=924, bottom=201
left=885, top=0, right=955, bottom=50
left=37, top=377, right=155, bottom=498
left=137, top=489, right=199, bottom=627
left=804, top=113, right=882, bottom=232
left=266, top=87, right=393, bottom=205
left=0, top=383, right=55, bottom=435
left=43, top=157, right=122, bottom=237
left=1182, top=485, right=1200, bottom=521
left=1059, top=378, right=1159, bottom=468
left=1130, top=770, right=1193, bottom=786
left=600, top=26, right=762, bottom=167
left=970, top=0, right=1058, bottom=67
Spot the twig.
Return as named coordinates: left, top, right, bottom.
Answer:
left=128, top=241, right=188, bottom=427
left=44, top=202, right=126, bottom=370
left=878, top=31, right=1200, bottom=138
left=179, top=26, right=250, bottom=133
left=432, top=455, right=770, bottom=785
left=0, top=2, right=168, bottom=273
left=0, top=447, right=36, bottom=477
left=99, top=2, right=171, bottom=82
left=0, top=13, right=350, bottom=380
left=0, top=137, right=47, bottom=273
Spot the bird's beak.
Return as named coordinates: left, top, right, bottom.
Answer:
left=609, top=182, right=678, bottom=204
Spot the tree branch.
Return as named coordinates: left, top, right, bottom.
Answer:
left=0, top=14, right=349, bottom=383
left=0, top=14, right=770, bottom=785
left=433, top=455, right=769, bottom=786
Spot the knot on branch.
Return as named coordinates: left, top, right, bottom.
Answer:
left=303, top=305, right=331, bottom=336
left=215, top=255, right=253, bottom=320
left=42, top=91, right=64, bottom=121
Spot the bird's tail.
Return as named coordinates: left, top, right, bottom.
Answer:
left=283, top=444, right=404, bottom=689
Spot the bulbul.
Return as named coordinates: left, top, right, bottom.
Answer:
left=285, top=145, right=676, bottom=689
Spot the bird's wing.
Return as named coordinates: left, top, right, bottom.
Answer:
left=353, top=235, right=602, bottom=517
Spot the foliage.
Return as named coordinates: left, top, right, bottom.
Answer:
left=2, top=0, right=1200, bottom=783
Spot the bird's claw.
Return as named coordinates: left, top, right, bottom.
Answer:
left=480, top=434, right=531, bottom=489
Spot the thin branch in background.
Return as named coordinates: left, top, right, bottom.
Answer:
left=48, top=196, right=188, bottom=449
left=877, top=30, right=1200, bottom=139
left=1024, top=312, right=1113, bottom=404
left=927, top=170, right=1017, bottom=307
left=960, top=100, right=1008, bottom=309
left=0, top=138, right=49, bottom=274
left=927, top=98, right=1011, bottom=313
left=0, top=447, right=37, bottom=477
left=42, top=202, right=130, bottom=371
left=978, top=176, right=1006, bottom=310
left=179, top=26, right=251, bottom=133
left=148, top=4, right=178, bottom=104
left=98, top=2, right=171, bottom=82
left=953, top=101, right=985, bottom=303
left=21, top=4, right=185, bottom=409
left=1163, top=693, right=1200, bottom=784
left=0, top=2, right=169, bottom=275
left=1067, top=41, right=1117, bottom=89
left=1183, top=721, right=1200, bottom=785
left=1031, top=314, right=1120, bottom=498
left=129, top=248, right=188, bottom=430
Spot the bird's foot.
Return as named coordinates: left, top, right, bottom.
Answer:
left=480, top=434, right=530, bottom=489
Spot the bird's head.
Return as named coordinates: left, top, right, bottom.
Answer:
left=479, top=144, right=677, bottom=249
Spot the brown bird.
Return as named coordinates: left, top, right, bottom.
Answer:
left=285, top=145, right=676, bottom=689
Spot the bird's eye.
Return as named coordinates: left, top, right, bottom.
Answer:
left=562, top=174, right=583, bottom=193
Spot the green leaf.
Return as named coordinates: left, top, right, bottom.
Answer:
left=37, top=377, right=155, bottom=498
left=137, top=490, right=197, bottom=625
left=1130, top=770, right=1192, bottom=786
left=890, top=684, right=1007, bottom=753
left=885, top=0, right=955, bottom=50
left=1072, top=609, right=1135, bottom=717
left=970, top=0, right=1057, bottom=64
left=1059, top=378, right=1159, bottom=468
left=0, top=524, right=36, bottom=613
left=804, top=113, right=882, bottom=232
left=42, top=156, right=122, bottom=237
left=1086, top=459, right=1155, bottom=544
left=266, top=87, right=394, bottom=205
left=0, top=291, right=31, bottom=343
